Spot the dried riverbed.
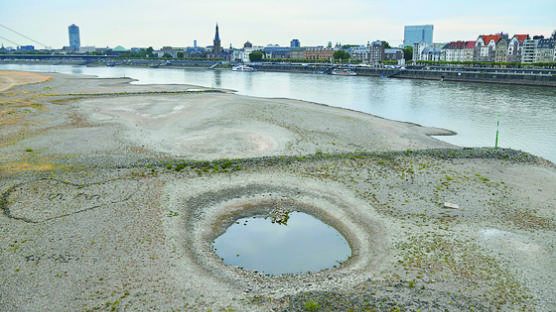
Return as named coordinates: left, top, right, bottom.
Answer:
left=1, top=70, right=555, bottom=311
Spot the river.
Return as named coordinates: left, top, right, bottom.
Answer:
left=1, top=63, right=555, bottom=163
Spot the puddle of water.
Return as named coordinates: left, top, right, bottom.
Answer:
left=213, top=211, right=351, bottom=275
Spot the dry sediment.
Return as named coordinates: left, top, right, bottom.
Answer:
left=0, top=70, right=50, bottom=93
left=0, top=71, right=555, bottom=311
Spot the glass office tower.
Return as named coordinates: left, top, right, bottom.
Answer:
left=404, top=25, right=433, bottom=47
left=68, top=24, right=80, bottom=51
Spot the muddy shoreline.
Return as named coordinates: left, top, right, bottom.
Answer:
left=1, top=70, right=554, bottom=311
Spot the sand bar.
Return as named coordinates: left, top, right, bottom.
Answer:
left=0, top=70, right=51, bottom=92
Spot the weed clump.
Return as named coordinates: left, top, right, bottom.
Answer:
left=303, top=298, right=321, bottom=311
left=174, top=162, right=186, bottom=172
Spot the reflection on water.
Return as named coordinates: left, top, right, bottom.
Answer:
left=1, top=63, right=555, bottom=163
left=71, top=67, right=82, bottom=74
left=213, top=212, right=351, bottom=275
left=212, top=69, right=221, bottom=88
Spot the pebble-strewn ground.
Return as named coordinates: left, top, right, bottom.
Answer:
left=1, top=70, right=554, bottom=311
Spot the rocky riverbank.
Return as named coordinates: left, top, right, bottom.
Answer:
left=1, top=70, right=554, bottom=311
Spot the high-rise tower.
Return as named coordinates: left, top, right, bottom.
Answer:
left=68, top=24, right=80, bottom=51
left=213, top=23, right=221, bottom=54
left=403, top=25, right=433, bottom=47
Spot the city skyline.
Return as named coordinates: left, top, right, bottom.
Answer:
left=1, top=0, right=555, bottom=49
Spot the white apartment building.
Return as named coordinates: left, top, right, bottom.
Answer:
left=521, top=39, right=537, bottom=63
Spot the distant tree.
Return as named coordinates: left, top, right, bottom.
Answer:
left=249, top=51, right=263, bottom=62
left=381, top=41, right=391, bottom=49
left=176, top=51, right=184, bottom=58
left=403, top=46, right=413, bottom=61
left=146, top=46, right=154, bottom=58
left=333, top=50, right=350, bottom=60
left=162, top=52, right=172, bottom=58
left=129, top=49, right=147, bottom=58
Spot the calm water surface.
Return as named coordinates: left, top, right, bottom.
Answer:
left=2, top=64, right=555, bottom=163
left=213, top=212, right=351, bottom=274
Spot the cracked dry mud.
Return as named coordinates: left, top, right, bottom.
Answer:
left=0, top=70, right=555, bottom=311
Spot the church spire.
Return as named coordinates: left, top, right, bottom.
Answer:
left=213, top=23, right=222, bottom=54
left=214, top=23, right=220, bottom=42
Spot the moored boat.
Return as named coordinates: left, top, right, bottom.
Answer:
left=232, top=65, right=256, bottom=72
left=331, top=69, right=357, bottom=76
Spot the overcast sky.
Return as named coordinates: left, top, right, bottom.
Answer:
left=1, top=0, right=555, bottom=49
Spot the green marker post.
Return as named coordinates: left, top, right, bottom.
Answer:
left=494, top=114, right=500, bottom=149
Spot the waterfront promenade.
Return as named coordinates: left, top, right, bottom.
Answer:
left=252, top=62, right=556, bottom=86
left=2, top=55, right=556, bottom=86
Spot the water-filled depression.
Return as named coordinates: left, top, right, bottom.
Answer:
left=213, top=211, right=351, bottom=275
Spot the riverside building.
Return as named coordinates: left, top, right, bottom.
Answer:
left=304, top=47, right=335, bottom=61
left=521, top=38, right=538, bottom=63
left=68, top=24, right=80, bottom=51
left=369, top=41, right=384, bottom=64
left=507, top=34, right=529, bottom=63
left=442, top=41, right=476, bottom=62
left=535, top=35, right=556, bottom=63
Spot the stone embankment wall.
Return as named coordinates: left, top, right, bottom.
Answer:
left=367, top=68, right=556, bottom=86
left=2, top=56, right=555, bottom=86
left=251, top=63, right=556, bottom=87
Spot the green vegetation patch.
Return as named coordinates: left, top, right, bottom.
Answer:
left=153, top=148, right=545, bottom=177
left=396, top=232, right=532, bottom=310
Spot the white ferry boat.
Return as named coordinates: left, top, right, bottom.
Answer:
left=232, top=65, right=256, bottom=72
left=331, top=69, right=357, bottom=76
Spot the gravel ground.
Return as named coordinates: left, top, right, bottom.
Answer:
left=1, top=71, right=554, bottom=311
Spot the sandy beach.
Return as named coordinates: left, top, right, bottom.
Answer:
left=1, top=70, right=554, bottom=311
left=0, top=70, right=50, bottom=93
